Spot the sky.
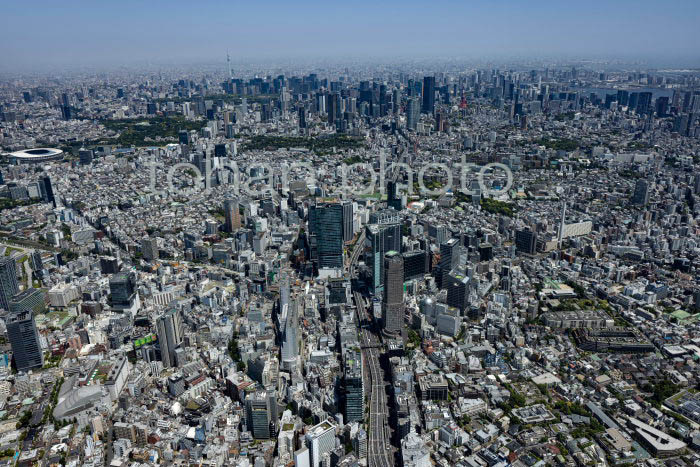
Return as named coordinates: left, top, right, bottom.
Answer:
left=1, top=0, right=699, bottom=71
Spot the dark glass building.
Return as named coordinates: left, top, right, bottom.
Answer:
left=7, top=309, right=43, bottom=371
left=422, top=76, right=435, bottom=114
left=309, top=201, right=344, bottom=270
left=382, top=251, right=404, bottom=336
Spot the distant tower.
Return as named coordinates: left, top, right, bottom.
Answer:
left=459, top=92, right=467, bottom=109
left=227, top=51, right=233, bottom=80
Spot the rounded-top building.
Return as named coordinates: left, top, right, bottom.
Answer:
left=4, top=148, right=64, bottom=164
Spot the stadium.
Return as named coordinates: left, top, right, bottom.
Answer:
left=3, top=147, right=64, bottom=163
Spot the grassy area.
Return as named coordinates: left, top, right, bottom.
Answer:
left=534, top=137, right=580, bottom=151
left=99, top=116, right=205, bottom=147
left=0, top=198, right=41, bottom=211
left=3, top=246, right=22, bottom=256
left=480, top=198, right=516, bottom=217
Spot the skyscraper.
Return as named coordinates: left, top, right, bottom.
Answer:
left=109, top=271, right=138, bottom=312
left=636, top=92, right=653, bottom=115
left=631, top=179, right=650, bottom=206
left=327, top=93, right=340, bottom=126
left=403, top=250, right=428, bottom=281
left=141, top=238, right=159, bottom=260
left=224, top=198, right=242, bottom=232
left=437, top=238, right=459, bottom=289
left=156, top=308, right=183, bottom=368
left=515, top=229, right=537, bottom=255
left=246, top=390, right=278, bottom=439
left=344, top=349, right=364, bottom=423
left=406, top=97, right=420, bottom=130
left=308, top=201, right=344, bottom=270
left=366, top=223, right=401, bottom=294
left=7, top=309, right=44, bottom=372
left=281, top=297, right=299, bottom=371
left=445, top=273, right=469, bottom=311
left=305, top=420, right=337, bottom=467
left=387, top=180, right=403, bottom=211
left=422, top=76, right=435, bottom=114
left=39, top=176, right=55, bottom=207
left=341, top=201, right=354, bottom=243
left=382, top=251, right=404, bottom=336
left=0, top=257, right=19, bottom=311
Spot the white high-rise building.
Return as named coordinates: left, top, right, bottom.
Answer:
left=281, top=292, right=299, bottom=371
left=305, top=420, right=336, bottom=467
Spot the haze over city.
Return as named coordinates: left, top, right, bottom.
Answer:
left=2, top=0, right=700, bottom=71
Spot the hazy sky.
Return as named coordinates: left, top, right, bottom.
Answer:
left=2, top=0, right=699, bottom=71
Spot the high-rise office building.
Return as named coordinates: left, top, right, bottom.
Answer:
left=156, top=308, right=183, bottom=368
left=436, top=239, right=459, bottom=289
left=30, top=251, right=43, bottom=279
left=515, top=229, right=537, bottom=255
left=445, top=273, right=469, bottom=311
left=383, top=251, right=404, bottom=336
left=342, top=201, right=353, bottom=243
left=422, top=76, right=435, bottom=114
left=79, top=149, right=94, bottom=165
left=100, top=256, right=120, bottom=275
left=0, top=257, right=19, bottom=311
left=656, top=96, right=670, bottom=117
left=636, top=92, right=653, bottom=115
left=387, top=180, right=403, bottom=211
left=246, top=390, right=278, bottom=439
left=109, top=271, right=138, bottom=311
left=224, top=198, right=242, bottom=232
left=7, top=309, right=44, bottom=372
left=305, top=420, right=337, bottom=467
left=224, top=198, right=241, bottom=233
left=61, top=105, right=72, bottom=120
left=406, top=97, right=420, bottom=130
left=39, top=176, right=55, bottom=207
left=308, top=201, right=344, bottom=270
left=298, top=107, right=307, bottom=129
left=281, top=297, right=299, bottom=371
left=327, top=93, right=340, bottom=126
left=366, top=223, right=401, bottom=294
left=343, top=349, right=364, bottom=423
left=141, top=238, right=159, bottom=260
left=403, top=250, right=428, bottom=281
left=631, top=179, right=650, bottom=206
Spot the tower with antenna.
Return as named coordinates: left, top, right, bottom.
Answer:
left=227, top=51, right=232, bottom=80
